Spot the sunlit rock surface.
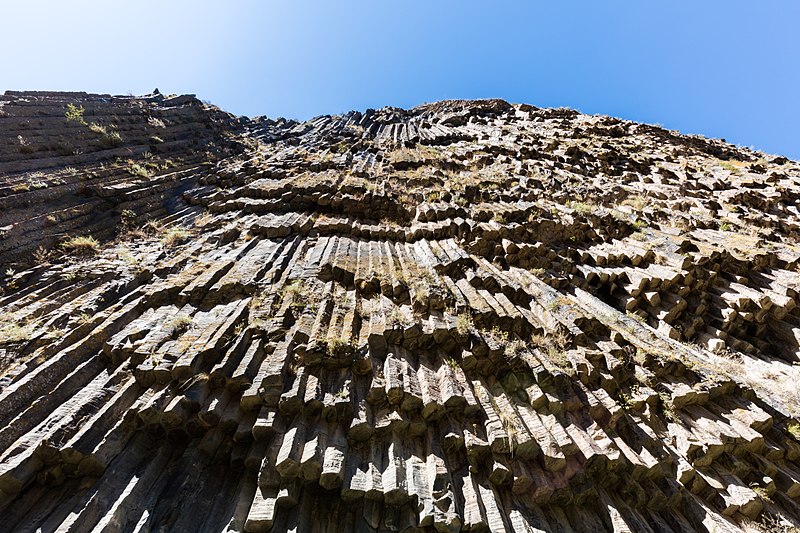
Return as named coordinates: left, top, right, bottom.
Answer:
left=1, top=91, right=800, bottom=531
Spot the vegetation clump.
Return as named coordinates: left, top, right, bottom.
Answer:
left=65, top=103, right=86, bottom=125
left=166, top=316, right=193, bottom=337
left=0, top=313, right=37, bottom=344
left=100, top=130, right=123, bottom=147
left=455, top=312, right=473, bottom=336
left=127, top=163, right=150, bottom=178
left=567, top=200, right=595, bottom=215
left=788, top=421, right=800, bottom=442
left=88, top=122, right=107, bottom=134
left=326, top=336, right=354, bottom=357
left=161, top=227, right=191, bottom=247
left=281, top=279, right=309, bottom=309
left=60, top=235, right=100, bottom=256
left=530, top=329, right=571, bottom=372
left=65, top=105, right=121, bottom=147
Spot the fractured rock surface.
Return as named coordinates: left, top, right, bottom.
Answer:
left=1, top=92, right=800, bottom=531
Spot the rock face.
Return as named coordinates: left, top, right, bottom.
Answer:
left=1, top=92, right=800, bottom=532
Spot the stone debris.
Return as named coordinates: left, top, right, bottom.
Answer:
left=0, top=93, right=800, bottom=531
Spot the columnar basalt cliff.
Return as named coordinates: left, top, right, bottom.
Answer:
left=1, top=91, right=800, bottom=532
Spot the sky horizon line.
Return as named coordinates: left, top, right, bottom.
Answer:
left=3, top=2, right=797, bottom=159
left=7, top=86, right=784, bottom=160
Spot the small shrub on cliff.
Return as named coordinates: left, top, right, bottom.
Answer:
left=166, top=316, right=193, bottom=337
left=326, top=336, right=353, bottom=357
left=85, top=120, right=122, bottom=148
left=567, top=200, right=594, bottom=215
left=100, top=130, right=122, bottom=148
left=789, top=422, right=800, bottom=442
left=455, top=312, right=473, bottom=336
left=161, top=227, right=191, bottom=247
left=280, top=279, right=308, bottom=309
left=65, top=104, right=86, bottom=125
left=60, top=235, right=100, bottom=256
left=622, top=194, right=647, bottom=211
left=0, top=313, right=36, bottom=344
left=127, top=163, right=150, bottom=178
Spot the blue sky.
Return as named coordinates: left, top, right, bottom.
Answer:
left=3, top=1, right=799, bottom=159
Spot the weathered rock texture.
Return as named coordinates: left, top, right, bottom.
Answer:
left=1, top=91, right=800, bottom=532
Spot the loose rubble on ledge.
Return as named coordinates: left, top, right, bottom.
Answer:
left=1, top=91, right=800, bottom=532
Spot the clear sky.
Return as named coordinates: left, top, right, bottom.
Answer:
left=2, top=1, right=799, bottom=159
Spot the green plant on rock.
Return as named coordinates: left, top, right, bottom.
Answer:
left=658, top=391, right=678, bottom=422
left=626, top=309, right=647, bottom=324
left=0, top=312, right=37, bottom=344
left=504, top=338, right=528, bottom=360
left=412, top=282, right=430, bottom=306
left=65, top=103, right=86, bottom=125
left=501, top=416, right=518, bottom=457
left=326, top=336, right=353, bottom=357
left=389, top=306, right=413, bottom=328
left=116, top=247, right=143, bottom=272
left=127, top=163, right=150, bottom=178
left=719, top=160, right=741, bottom=174
left=75, top=312, right=93, bottom=325
left=42, top=327, right=66, bottom=343
left=567, top=200, right=594, bottom=215
left=622, top=194, right=647, bottom=211
left=749, top=484, right=773, bottom=504
left=88, top=122, right=107, bottom=134
left=530, top=329, right=571, bottom=371
left=425, top=191, right=441, bottom=203
left=750, top=512, right=800, bottom=533
left=100, top=130, right=122, bottom=148
left=788, top=421, right=800, bottom=442
left=455, top=312, right=473, bottom=336
left=280, top=279, right=308, bottom=309
left=618, top=391, right=635, bottom=412
left=479, top=326, right=509, bottom=346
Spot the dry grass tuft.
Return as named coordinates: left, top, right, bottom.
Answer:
left=161, top=227, right=191, bottom=247
left=61, top=235, right=100, bottom=256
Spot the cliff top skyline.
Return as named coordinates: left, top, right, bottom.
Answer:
left=3, top=1, right=799, bottom=158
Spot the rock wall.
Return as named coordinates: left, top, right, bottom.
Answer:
left=1, top=93, right=800, bottom=531
left=0, top=90, right=246, bottom=263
